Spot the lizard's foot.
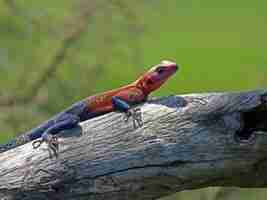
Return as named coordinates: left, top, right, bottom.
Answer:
left=32, top=134, right=59, bottom=157
left=124, top=108, right=143, bottom=128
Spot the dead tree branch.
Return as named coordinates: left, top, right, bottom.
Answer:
left=1, top=90, right=267, bottom=200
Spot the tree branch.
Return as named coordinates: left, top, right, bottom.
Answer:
left=1, top=90, right=267, bottom=200
left=4, top=0, right=42, bottom=30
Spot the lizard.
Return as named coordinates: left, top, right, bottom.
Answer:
left=0, top=60, right=178, bottom=156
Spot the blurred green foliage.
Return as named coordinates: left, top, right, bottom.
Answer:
left=0, top=0, right=267, bottom=199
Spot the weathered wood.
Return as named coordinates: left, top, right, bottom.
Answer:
left=1, top=90, right=267, bottom=200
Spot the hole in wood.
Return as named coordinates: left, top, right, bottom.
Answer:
left=235, top=104, right=267, bottom=141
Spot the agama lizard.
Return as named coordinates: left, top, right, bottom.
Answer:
left=0, top=60, right=178, bottom=156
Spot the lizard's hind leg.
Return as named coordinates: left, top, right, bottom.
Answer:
left=32, top=113, right=80, bottom=157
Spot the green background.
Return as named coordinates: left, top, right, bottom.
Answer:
left=0, top=0, right=267, bottom=199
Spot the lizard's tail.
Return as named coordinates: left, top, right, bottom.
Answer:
left=0, top=140, right=17, bottom=153
left=0, top=119, right=53, bottom=153
left=0, top=134, right=30, bottom=153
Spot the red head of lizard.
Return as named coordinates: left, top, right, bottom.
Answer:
left=134, top=60, right=179, bottom=95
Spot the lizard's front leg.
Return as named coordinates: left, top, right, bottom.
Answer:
left=112, top=96, right=143, bottom=128
left=32, top=113, right=80, bottom=157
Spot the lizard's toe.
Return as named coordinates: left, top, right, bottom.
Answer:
left=33, top=133, right=59, bottom=157
left=123, top=108, right=143, bottom=128
left=47, top=136, right=59, bottom=157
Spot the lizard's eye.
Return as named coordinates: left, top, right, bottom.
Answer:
left=156, top=67, right=165, bottom=74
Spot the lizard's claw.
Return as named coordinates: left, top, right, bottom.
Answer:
left=32, top=134, right=59, bottom=157
left=32, top=139, right=44, bottom=149
left=47, top=135, right=59, bottom=157
left=124, top=108, right=143, bottom=128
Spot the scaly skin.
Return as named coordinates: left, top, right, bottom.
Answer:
left=0, top=60, right=178, bottom=156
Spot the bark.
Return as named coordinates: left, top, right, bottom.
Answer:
left=1, top=90, right=267, bottom=200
